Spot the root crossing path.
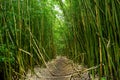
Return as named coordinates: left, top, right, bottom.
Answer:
left=25, top=56, right=91, bottom=80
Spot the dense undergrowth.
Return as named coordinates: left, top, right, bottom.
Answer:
left=0, top=0, right=120, bottom=80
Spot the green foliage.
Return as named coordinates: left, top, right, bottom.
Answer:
left=0, top=0, right=119, bottom=80
left=0, top=44, right=15, bottom=63
left=101, top=77, right=107, bottom=80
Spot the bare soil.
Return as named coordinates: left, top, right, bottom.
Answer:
left=25, top=56, right=94, bottom=80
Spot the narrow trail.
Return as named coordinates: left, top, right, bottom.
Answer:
left=25, top=56, right=93, bottom=80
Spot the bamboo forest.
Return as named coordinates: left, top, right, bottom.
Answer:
left=0, top=0, right=120, bottom=80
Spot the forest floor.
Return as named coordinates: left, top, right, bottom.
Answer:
left=24, top=56, right=99, bottom=80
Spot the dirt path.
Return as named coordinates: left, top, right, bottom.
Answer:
left=25, top=56, right=92, bottom=80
